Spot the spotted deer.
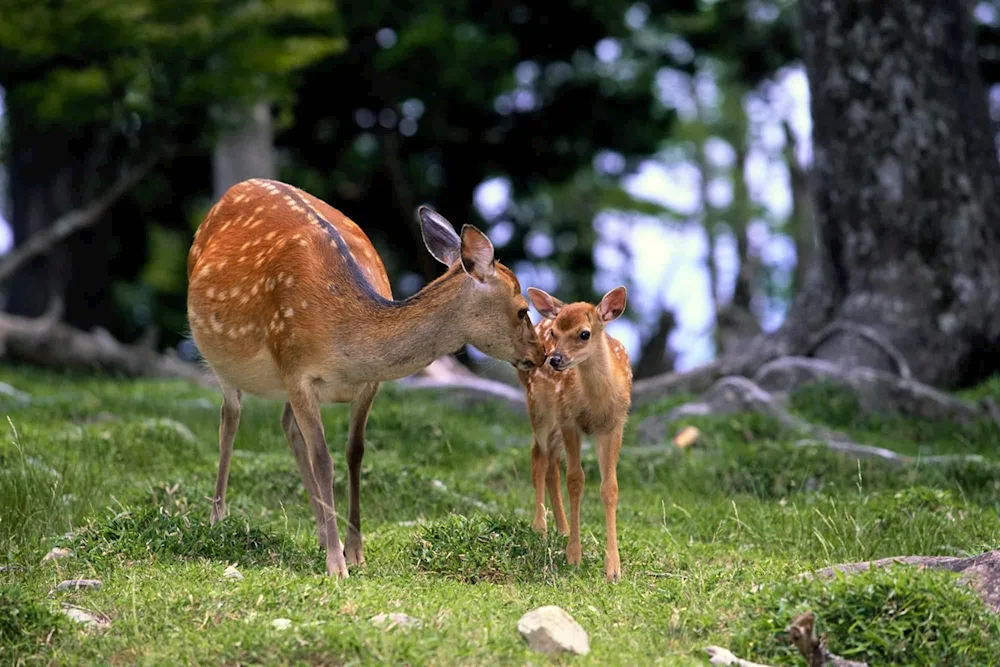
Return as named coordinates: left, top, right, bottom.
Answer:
left=186, top=178, right=546, bottom=578
left=517, top=286, right=632, bottom=582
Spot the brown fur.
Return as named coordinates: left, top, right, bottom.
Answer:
left=517, top=286, right=632, bottom=582
left=187, top=178, right=545, bottom=578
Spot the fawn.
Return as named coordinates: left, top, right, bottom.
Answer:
left=517, top=286, right=632, bottom=582
left=186, top=178, right=546, bottom=578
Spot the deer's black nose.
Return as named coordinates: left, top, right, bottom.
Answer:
left=549, top=354, right=564, bottom=368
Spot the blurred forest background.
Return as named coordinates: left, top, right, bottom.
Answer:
left=1, top=0, right=1000, bottom=392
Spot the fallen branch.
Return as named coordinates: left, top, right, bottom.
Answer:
left=805, top=550, right=1000, bottom=613
left=0, top=151, right=163, bottom=285
left=393, top=354, right=527, bottom=411
left=704, top=646, right=774, bottom=666
left=704, top=610, right=867, bottom=667
left=0, top=312, right=216, bottom=387
left=786, top=612, right=868, bottom=667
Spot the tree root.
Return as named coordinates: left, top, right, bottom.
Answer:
left=804, top=550, right=1000, bottom=613
left=636, top=375, right=987, bottom=466
left=754, top=357, right=991, bottom=425
left=806, top=322, right=912, bottom=380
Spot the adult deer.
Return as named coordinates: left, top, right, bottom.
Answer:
left=186, top=178, right=545, bottom=578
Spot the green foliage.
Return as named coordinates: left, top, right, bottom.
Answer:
left=734, top=566, right=1000, bottom=665
left=409, top=513, right=565, bottom=584
left=63, top=504, right=314, bottom=571
left=3, top=368, right=1000, bottom=664
left=0, top=584, right=67, bottom=659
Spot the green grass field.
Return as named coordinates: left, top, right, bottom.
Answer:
left=3, top=365, right=1000, bottom=665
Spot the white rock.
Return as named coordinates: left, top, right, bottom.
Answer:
left=60, top=603, right=110, bottom=629
left=41, top=547, right=71, bottom=563
left=271, top=618, right=292, bottom=630
left=223, top=565, right=243, bottom=581
left=370, top=612, right=422, bottom=630
left=54, top=579, right=102, bottom=591
left=517, top=605, right=590, bottom=656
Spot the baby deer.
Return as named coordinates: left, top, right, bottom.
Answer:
left=517, top=286, right=632, bottom=582
left=187, top=178, right=545, bottom=578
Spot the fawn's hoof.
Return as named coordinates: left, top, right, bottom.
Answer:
left=209, top=502, right=225, bottom=525
left=605, top=560, right=622, bottom=583
left=566, top=542, right=582, bottom=566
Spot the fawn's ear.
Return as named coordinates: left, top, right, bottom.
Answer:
left=418, top=205, right=461, bottom=266
left=597, top=286, right=627, bottom=323
left=459, top=224, right=496, bottom=282
left=527, top=287, right=565, bottom=320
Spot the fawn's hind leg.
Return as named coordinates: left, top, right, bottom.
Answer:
left=530, top=440, right=550, bottom=534
left=546, top=451, right=569, bottom=536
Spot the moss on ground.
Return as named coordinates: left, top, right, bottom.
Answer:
left=1, top=364, right=999, bottom=665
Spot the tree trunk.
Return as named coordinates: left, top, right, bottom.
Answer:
left=779, top=0, right=1000, bottom=388
left=212, top=101, right=277, bottom=200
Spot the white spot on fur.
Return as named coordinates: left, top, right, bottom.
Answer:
left=284, top=308, right=294, bottom=318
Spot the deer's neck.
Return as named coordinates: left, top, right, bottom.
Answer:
left=361, top=269, right=469, bottom=381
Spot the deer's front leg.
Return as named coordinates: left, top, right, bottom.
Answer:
left=596, top=427, right=623, bottom=582
left=561, top=424, right=585, bottom=567
left=287, top=384, right=347, bottom=579
left=530, top=440, right=549, bottom=534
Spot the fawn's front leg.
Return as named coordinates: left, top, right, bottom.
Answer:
left=561, top=424, right=585, bottom=567
left=530, top=441, right=550, bottom=533
left=596, top=427, right=623, bottom=582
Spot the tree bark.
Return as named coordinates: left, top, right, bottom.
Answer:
left=779, top=0, right=1000, bottom=388
left=212, top=101, right=277, bottom=200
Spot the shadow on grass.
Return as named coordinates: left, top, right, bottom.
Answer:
left=409, top=513, right=568, bottom=585
left=60, top=505, right=320, bottom=573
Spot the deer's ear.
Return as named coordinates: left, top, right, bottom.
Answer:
left=597, top=286, right=627, bottom=323
left=528, top=287, right=565, bottom=320
left=418, top=206, right=461, bottom=266
left=459, top=224, right=496, bottom=282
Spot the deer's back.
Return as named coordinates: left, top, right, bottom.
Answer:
left=186, top=179, right=393, bottom=399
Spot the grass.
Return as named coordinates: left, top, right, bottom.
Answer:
left=1, top=364, right=1000, bottom=665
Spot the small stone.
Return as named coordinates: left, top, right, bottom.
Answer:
left=517, top=605, right=590, bottom=655
left=673, top=425, right=700, bottom=449
left=42, top=547, right=71, bottom=563
left=54, top=579, right=102, bottom=591
left=370, top=612, right=422, bottom=630
left=60, top=603, right=110, bottom=629
left=272, top=618, right=292, bottom=630
left=223, top=565, right=243, bottom=581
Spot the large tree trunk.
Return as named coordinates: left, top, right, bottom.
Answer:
left=212, top=101, right=277, bottom=200
left=779, top=0, right=1000, bottom=388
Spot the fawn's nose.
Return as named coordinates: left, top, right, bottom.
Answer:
left=549, top=354, right=564, bottom=368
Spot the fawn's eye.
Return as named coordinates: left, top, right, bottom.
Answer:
left=580, top=330, right=591, bottom=340
left=518, top=308, right=528, bottom=320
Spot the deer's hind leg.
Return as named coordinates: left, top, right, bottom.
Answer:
left=210, top=384, right=241, bottom=525
left=345, top=381, right=379, bottom=567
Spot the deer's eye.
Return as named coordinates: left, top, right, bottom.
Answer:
left=580, top=330, right=591, bottom=340
left=518, top=308, right=528, bottom=320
